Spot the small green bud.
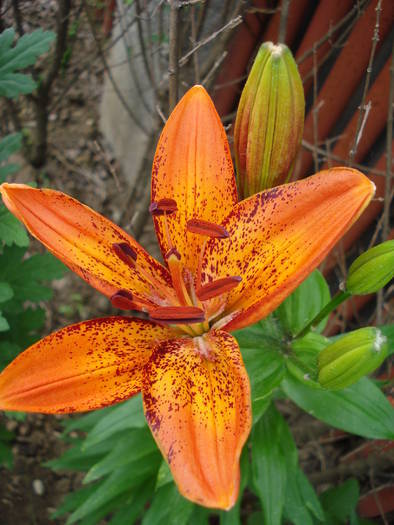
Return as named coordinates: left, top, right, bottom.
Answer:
left=318, top=327, right=388, bottom=390
left=234, top=42, right=305, bottom=198
left=346, top=240, right=394, bottom=295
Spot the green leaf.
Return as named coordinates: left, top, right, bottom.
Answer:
left=243, top=346, right=285, bottom=422
left=0, top=439, right=13, bottom=468
left=0, top=282, right=13, bottom=303
left=0, top=28, right=55, bottom=71
left=282, top=375, right=394, bottom=439
left=251, top=404, right=292, bottom=525
left=379, top=324, right=394, bottom=355
left=237, top=319, right=286, bottom=422
left=52, top=483, right=102, bottom=519
left=0, top=312, right=9, bottom=332
left=84, top=427, right=157, bottom=483
left=0, top=207, right=29, bottom=246
left=46, top=437, right=112, bottom=472
left=0, top=307, right=45, bottom=348
left=0, top=246, right=66, bottom=307
left=320, top=479, right=359, bottom=524
left=141, top=482, right=195, bottom=525
left=283, top=468, right=324, bottom=525
left=67, top=454, right=161, bottom=524
left=108, top=480, right=156, bottom=525
left=0, top=28, right=55, bottom=98
left=0, top=72, right=36, bottom=97
left=0, top=341, right=20, bottom=369
left=0, top=133, right=22, bottom=162
left=83, top=395, right=146, bottom=449
left=276, top=270, right=330, bottom=336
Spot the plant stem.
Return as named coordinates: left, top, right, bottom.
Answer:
left=295, top=290, right=351, bottom=339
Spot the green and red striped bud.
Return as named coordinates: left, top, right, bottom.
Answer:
left=234, top=42, right=304, bottom=198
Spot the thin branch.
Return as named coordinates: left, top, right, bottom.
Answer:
left=190, top=5, right=200, bottom=83
left=168, top=0, right=180, bottom=111
left=349, top=0, right=382, bottom=163
left=278, top=0, right=290, bottom=44
left=297, top=0, right=369, bottom=65
left=85, top=5, right=149, bottom=135
left=301, top=139, right=387, bottom=177
left=179, top=15, right=242, bottom=67
left=377, top=41, right=394, bottom=324
left=11, top=0, right=24, bottom=36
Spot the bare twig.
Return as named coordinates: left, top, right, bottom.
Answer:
left=179, top=15, right=242, bottom=67
left=202, top=50, right=228, bottom=87
left=11, top=0, right=24, bottom=36
left=349, top=0, right=382, bottom=163
left=85, top=5, right=149, bottom=135
left=377, top=42, right=394, bottom=324
left=93, top=140, right=121, bottom=192
left=190, top=5, right=200, bottom=83
left=301, top=139, right=387, bottom=177
left=168, top=0, right=180, bottom=111
left=278, top=0, right=290, bottom=44
left=312, top=44, right=322, bottom=173
left=29, top=0, right=72, bottom=167
left=297, top=0, right=369, bottom=66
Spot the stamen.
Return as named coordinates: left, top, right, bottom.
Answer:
left=197, top=276, right=242, bottom=302
left=166, top=250, right=193, bottom=306
left=149, top=198, right=178, bottom=216
left=149, top=306, right=205, bottom=324
left=112, top=242, right=137, bottom=268
left=110, top=290, right=136, bottom=310
left=186, top=219, right=229, bottom=238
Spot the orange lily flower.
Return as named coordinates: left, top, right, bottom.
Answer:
left=0, top=86, right=374, bottom=509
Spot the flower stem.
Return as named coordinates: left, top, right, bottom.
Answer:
left=295, top=290, right=351, bottom=339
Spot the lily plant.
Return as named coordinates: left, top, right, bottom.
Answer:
left=0, top=86, right=374, bottom=509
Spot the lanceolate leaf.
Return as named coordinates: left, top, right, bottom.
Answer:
left=276, top=269, right=330, bottom=336
left=0, top=207, right=29, bottom=246
left=141, top=482, right=195, bottom=525
left=282, top=375, right=394, bottom=439
left=251, top=404, right=293, bottom=525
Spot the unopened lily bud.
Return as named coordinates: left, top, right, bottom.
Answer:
left=234, top=41, right=304, bottom=198
left=318, top=328, right=388, bottom=390
left=346, top=240, right=394, bottom=295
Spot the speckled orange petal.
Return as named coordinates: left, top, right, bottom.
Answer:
left=0, top=317, right=174, bottom=414
left=151, top=86, right=237, bottom=273
left=142, top=330, right=251, bottom=509
left=202, top=168, right=375, bottom=332
left=0, top=184, right=173, bottom=302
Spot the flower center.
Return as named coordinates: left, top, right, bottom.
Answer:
left=110, top=199, right=241, bottom=336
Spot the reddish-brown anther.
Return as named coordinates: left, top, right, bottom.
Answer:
left=149, top=306, right=205, bottom=324
left=197, top=276, right=242, bottom=301
left=149, top=198, right=178, bottom=216
left=187, top=219, right=229, bottom=238
left=112, top=242, right=138, bottom=267
left=110, top=290, right=136, bottom=310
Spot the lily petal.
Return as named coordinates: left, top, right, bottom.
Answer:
left=142, top=330, right=251, bottom=509
left=202, top=168, right=375, bottom=332
left=0, top=184, right=173, bottom=302
left=151, top=86, right=237, bottom=273
left=0, top=317, right=174, bottom=413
